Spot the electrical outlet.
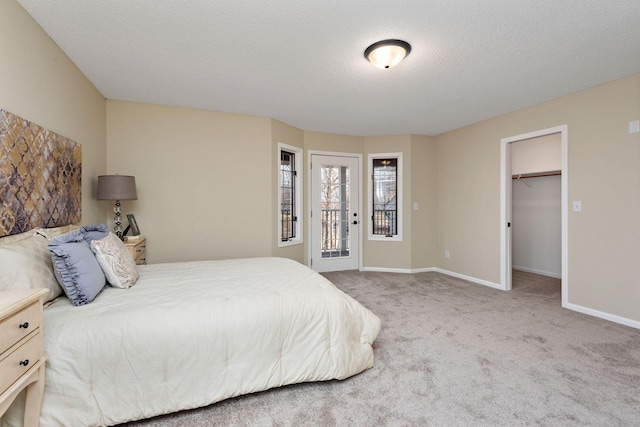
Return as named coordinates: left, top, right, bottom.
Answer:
left=573, top=200, right=582, bottom=212
left=445, top=250, right=450, bottom=259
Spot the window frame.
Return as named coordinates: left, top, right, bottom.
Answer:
left=368, top=152, right=403, bottom=241
left=278, top=143, right=303, bottom=247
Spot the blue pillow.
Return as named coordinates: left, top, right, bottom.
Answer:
left=80, top=223, right=109, bottom=244
left=48, top=230, right=106, bottom=306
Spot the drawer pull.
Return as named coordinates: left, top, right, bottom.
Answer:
left=19, top=322, right=29, bottom=329
left=19, top=359, right=30, bottom=367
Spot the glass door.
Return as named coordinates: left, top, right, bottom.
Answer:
left=311, top=154, right=359, bottom=272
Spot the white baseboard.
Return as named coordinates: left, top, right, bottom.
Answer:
left=361, top=266, right=502, bottom=289
left=564, top=302, right=640, bottom=330
left=410, top=267, right=436, bottom=273
left=513, top=265, right=561, bottom=279
left=360, top=266, right=639, bottom=330
left=434, top=268, right=503, bottom=290
left=360, top=266, right=436, bottom=274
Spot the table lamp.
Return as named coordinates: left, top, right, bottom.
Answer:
left=97, top=175, right=138, bottom=239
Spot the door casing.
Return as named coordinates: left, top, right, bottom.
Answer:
left=307, top=150, right=362, bottom=272
left=500, top=125, right=568, bottom=306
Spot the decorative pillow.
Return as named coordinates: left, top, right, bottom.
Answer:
left=90, top=232, right=139, bottom=289
left=80, top=224, right=109, bottom=244
left=48, top=230, right=107, bottom=306
left=0, top=234, right=63, bottom=302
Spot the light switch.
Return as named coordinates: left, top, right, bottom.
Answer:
left=573, top=201, right=582, bottom=212
left=413, top=202, right=419, bottom=210
left=630, top=120, right=640, bottom=134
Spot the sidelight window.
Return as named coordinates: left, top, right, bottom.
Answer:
left=278, top=143, right=303, bottom=246
left=369, top=153, right=402, bottom=241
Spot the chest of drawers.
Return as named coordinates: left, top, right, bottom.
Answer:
left=0, top=288, right=48, bottom=427
left=124, top=236, right=146, bottom=265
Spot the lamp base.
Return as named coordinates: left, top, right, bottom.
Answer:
left=113, top=200, right=124, bottom=240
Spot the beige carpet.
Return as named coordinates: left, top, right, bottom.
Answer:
left=124, top=270, right=639, bottom=426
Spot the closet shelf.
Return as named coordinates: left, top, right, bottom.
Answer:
left=512, top=170, right=561, bottom=180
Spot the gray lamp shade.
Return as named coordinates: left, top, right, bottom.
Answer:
left=97, top=175, right=138, bottom=200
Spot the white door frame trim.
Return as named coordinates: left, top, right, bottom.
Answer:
left=500, top=125, right=568, bottom=306
left=307, top=150, right=363, bottom=271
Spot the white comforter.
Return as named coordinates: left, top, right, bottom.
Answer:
left=7, top=257, right=380, bottom=426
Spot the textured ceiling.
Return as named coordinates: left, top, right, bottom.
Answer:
left=16, top=0, right=640, bottom=136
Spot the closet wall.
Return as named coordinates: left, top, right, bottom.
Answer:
left=511, top=134, right=561, bottom=278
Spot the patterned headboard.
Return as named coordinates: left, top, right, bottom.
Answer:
left=0, top=109, right=81, bottom=237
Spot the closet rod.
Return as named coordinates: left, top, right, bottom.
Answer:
left=512, top=171, right=561, bottom=180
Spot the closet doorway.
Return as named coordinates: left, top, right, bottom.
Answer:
left=512, top=135, right=561, bottom=282
left=500, top=125, right=568, bottom=306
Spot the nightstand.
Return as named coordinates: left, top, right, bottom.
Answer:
left=0, top=288, right=48, bottom=427
left=124, top=236, right=146, bottom=265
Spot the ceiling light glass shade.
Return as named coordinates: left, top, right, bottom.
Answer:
left=364, top=39, right=411, bottom=69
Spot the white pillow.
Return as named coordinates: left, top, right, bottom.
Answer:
left=0, top=234, right=63, bottom=302
left=35, top=224, right=80, bottom=239
left=90, top=232, right=139, bottom=289
left=0, top=229, right=38, bottom=245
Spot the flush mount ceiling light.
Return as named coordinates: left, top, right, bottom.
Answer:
left=364, top=39, right=411, bottom=69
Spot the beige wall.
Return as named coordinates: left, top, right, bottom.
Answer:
left=436, top=123, right=501, bottom=281
left=435, top=73, right=640, bottom=322
left=303, top=131, right=364, bottom=154
left=511, top=133, right=561, bottom=175
left=362, top=135, right=413, bottom=269
left=106, top=101, right=272, bottom=263
left=0, top=0, right=106, bottom=226
left=410, top=135, right=438, bottom=270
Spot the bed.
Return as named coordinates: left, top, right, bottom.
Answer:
left=0, top=229, right=381, bottom=426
